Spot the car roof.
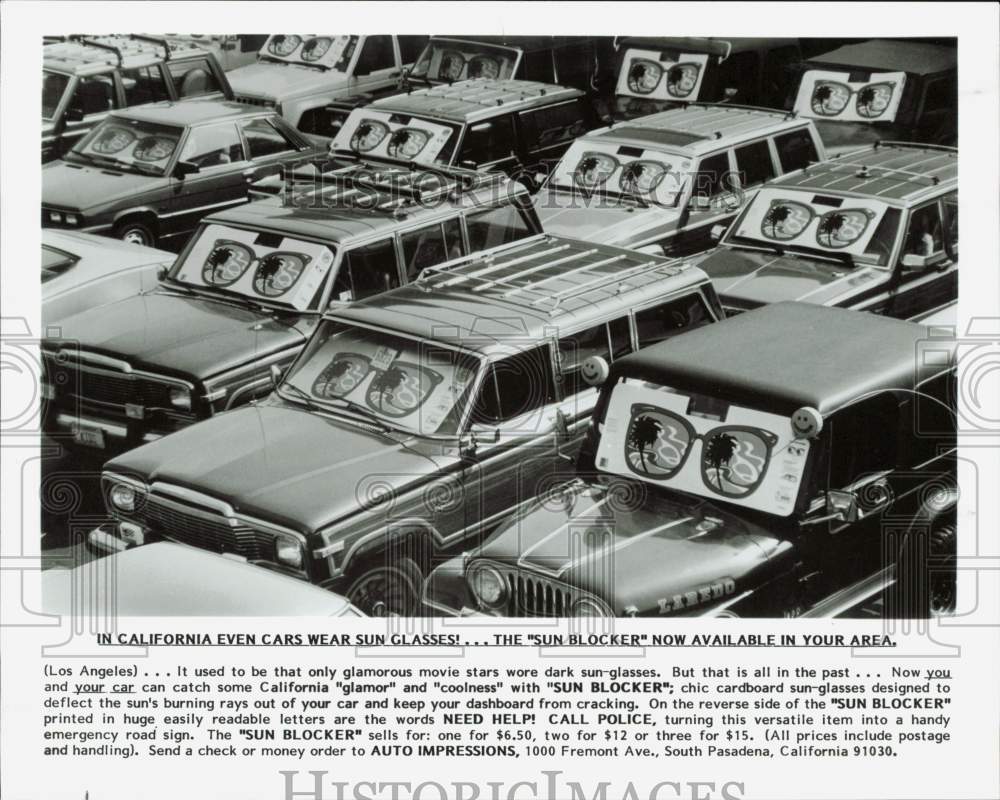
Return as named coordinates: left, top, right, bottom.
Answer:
left=208, top=164, right=526, bottom=243
left=591, top=103, right=808, bottom=155
left=611, top=301, right=955, bottom=417
left=113, top=99, right=265, bottom=126
left=616, top=37, right=800, bottom=58
left=329, top=234, right=711, bottom=351
left=770, top=142, right=957, bottom=206
left=44, top=35, right=211, bottom=76
left=808, top=39, right=956, bottom=76
left=371, top=78, right=583, bottom=124
left=41, top=542, right=358, bottom=616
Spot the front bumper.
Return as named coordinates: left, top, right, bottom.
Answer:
left=47, top=410, right=165, bottom=455
left=87, top=522, right=148, bottom=555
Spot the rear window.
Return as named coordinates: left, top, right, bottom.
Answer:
left=774, top=128, right=819, bottom=173
left=466, top=205, right=534, bottom=252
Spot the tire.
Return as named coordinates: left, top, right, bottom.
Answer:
left=113, top=219, right=155, bottom=247
left=928, top=523, right=957, bottom=617
left=346, top=556, right=423, bottom=617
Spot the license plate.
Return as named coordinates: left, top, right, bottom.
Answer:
left=73, top=425, right=105, bottom=449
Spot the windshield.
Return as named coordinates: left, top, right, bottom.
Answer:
left=283, top=320, right=482, bottom=436
left=596, top=379, right=811, bottom=517
left=793, top=69, right=907, bottom=123
left=70, top=116, right=182, bottom=175
left=42, top=70, right=70, bottom=120
left=723, top=186, right=902, bottom=267
left=615, top=48, right=710, bottom=102
left=170, top=223, right=337, bottom=311
left=548, top=137, right=690, bottom=207
left=331, top=109, right=459, bottom=165
left=409, top=40, right=518, bottom=82
left=259, top=35, right=359, bottom=71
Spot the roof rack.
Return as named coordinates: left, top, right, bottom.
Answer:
left=685, top=102, right=796, bottom=120
left=67, top=35, right=123, bottom=66
left=418, top=80, right=555, bottom=109
left=824, top=156, right=948, bottom=188
left=130, top=34, right=173, bottom=60
left=872, top=140, right=958, bottom=154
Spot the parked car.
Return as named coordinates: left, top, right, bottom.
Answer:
left=41, top=100, right=325, bottom=249
left=39, top=164, right=542, bottom=456
left=786, top=39, right=957, bottom=154
left=44, top=541, right=363, bottom=616
left=43, top=35, right=233, bottom=162
left=533, top=103, right=826, bottom=255
left=89, top=234, right=724, bottom=615
left=326, top=78, right=600, bottom=180
left=227, top=35, right=428, bottom=134
left=425, top=302, right=956, bottom=618
left=696, top=142, right=957, bottom=321
left=611, top=37, right=803, bottom=120
left=42, top=230, right=172, bottom=324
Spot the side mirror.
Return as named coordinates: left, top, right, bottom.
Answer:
left=458, top=159, right=477, bottom=170
left=173, top=160, right=200, bottom=179
left=900, top=252, right=945, bottom=271
left=460, top=431, right=478, bottom=457
left=269, top=364, right=284, bottom=388
left=156, top=265, right=169, bottom=281
left=826, top=490, right=861, bottom=524
left=64, top=107, right=85, bottom=123
left=710, top=224, right=728, bottom=242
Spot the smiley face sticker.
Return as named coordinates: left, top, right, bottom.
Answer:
left=790, top=406, right=823, bottom=439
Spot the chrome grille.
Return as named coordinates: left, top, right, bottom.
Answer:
left=44, top=353, right=181, bottom=416
left=476, top=561, right=577, bottom=617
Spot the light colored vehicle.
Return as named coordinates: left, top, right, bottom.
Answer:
left=533, top=103, right=826, bottom=256
left=42, top=230, right=172, bottom=325
left=227, top=34, right=427, bottom=134
left=44, top=541, right=363, bottom=616
left=166, top=34, right=269, bottom=72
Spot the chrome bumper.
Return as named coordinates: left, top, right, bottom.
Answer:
left=87, top=524, right=130, bottom=555
left=51, top=411, right=164, bottom=446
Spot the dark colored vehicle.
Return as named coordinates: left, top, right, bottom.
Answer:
left=40, top=165, right=541, bottom=456
left=326, top=78, right=601, bottom=180
left=90, top=235, right=723, bottom=615
left=41, top=100, right=324, bottom=248
left=786, top=39, right=957, bottom=154
left=43, top=35, right=233, bottom=162
left=697, top=142, right=957, bottom=323
left=611, top=37, right=803, bottom=120
left=426, top=302, right=956, bottom=618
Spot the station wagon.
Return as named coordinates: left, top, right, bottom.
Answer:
left=91, top=235, right=723, bottom=615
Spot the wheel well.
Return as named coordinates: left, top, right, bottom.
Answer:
left=113, top=211, right=158, bottom=235
left=345, top=527, right=437, bottom=580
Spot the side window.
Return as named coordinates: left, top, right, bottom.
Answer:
left=903, top=203, right=945, bottom=258
left=397, top=36, right=427, bottom=65
left=942, top=192, right=958, bottom=254
left=635, top=293, right=712, bottom=349
left=472, top=347, right=556, bottom=425
left=239, top=117, right=296, bottom=159
left=733, top=139, right=776, bottom=188
left=692, top=152, right=732, bottom=202
left=68, top=74, right=117, bottom=117
left=355, top=35, right=395, bottom=75
left=459, top=116, right=517, bottom=167
left=520, top=100, right=588, bottom=151
left=178, top=123, right=244, bottom=168
left=399, top=218, right=465, bottom=281
left=167, top=58, right=221, bottom=98
left=609, top=316, right=632, bottom=359
left=774, top=129, right=819, bottom=173
left=911, top=371, right=956, bottom=466
left=297, top=105, right=352, bottom=139
left=557, top=320, right=630, bottom=396
left=828, top=395, right=899, bottom=487
left=466, top=205, right=533, bottom=252
left=337, top=239, right=401, bottom=301
left=119, top=66, right=171, bottom=106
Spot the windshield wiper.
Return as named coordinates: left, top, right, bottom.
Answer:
left=277, top=381, right=321, bottom=413
left=327, top=397, right=395, bottom=433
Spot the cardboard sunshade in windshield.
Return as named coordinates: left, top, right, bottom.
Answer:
left=260, top=35, right=358, bottom=71
left=794, top=70, right=907, bottom=123
left=615, top=48, right=710, bottom=102
left=332, top=110, right=454, bottom=165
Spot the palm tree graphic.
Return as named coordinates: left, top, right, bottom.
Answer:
left=371, top=366, right=408, bottom=411
left=628, top=414, right=662, bottom=472
left=705, top=432, right=738, bottom=490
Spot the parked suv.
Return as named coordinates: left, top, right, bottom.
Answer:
left=43, top=35, right=233, bottom=162
left=697, top=142, right=957, bottom=322
left=611, top=37, right=803, bottom=120
left=227, top=35, right=428, bottom=133
left=534, top=103, right=826, bottom=255
left=426, top=302, right=956, bottom=618
left=786, top=39, right=957, bottom=155
left=41, top=100, right=324, bottom=248
left=327, top=78, right=600, bottom=179
left=41, top=165, right=541, bottom=456
left=91, top=234, right=723, bottom=615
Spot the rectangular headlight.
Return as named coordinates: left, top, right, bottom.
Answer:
left=274, top=533, right=304, bottom=569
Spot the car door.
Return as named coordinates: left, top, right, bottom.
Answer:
left=670, top=149, right=738, bottom=255
left=349, top=35, right=400, bottom=96
left=455, top=115, right=520, bottom=175
left=886, top=195, right=958, bottom=321
left=397, top=217, right=466, bottom=283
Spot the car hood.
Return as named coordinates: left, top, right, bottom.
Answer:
left=697, top=247, right=887, bottom=309
left=42, top=160, right=163, bottom=212
left=475, top=479, right=792, bottom=615
left=107, top=402, right=448, bottom=533
left=228, top=62, right=348, bottom=101
left=534, top=188, right=682, bottom=248
left=50, top=290, right=310, bottom=381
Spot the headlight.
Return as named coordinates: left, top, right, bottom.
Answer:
left=665, top=63, right=700, bottom=98
left=468, top=564, right=507, bottom=608
left=274, top=533, right=304, bottom=569
left=350, top=119, right=389, bottom=153
left=626, top=58, right=662, bottom=95
left=810, top=81, right=851, bottom=116
left=572, top=596, right=613, bottom=617
left=856, top=82, right=895, bottom=119
left=110, top=484, right=137, bottom=512
left=386, top=127, right=430, bottom=159
left=574, top=152, right=619, bottom=188
left=168, top=387, right=192, bottom=411
left=65, top=213, right=79, bottom=226
left=49, top=211, right=63, bottom=223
